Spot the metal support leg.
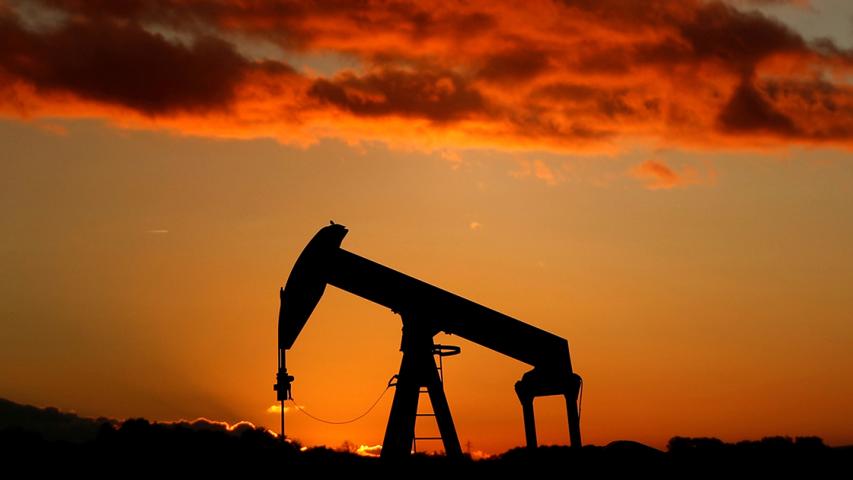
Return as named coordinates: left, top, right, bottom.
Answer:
left=381, top=349, right=422, bottom=459
left=426, top=365, right=463, bottom=458
left=564, top=391, right=581, bottom=448
left=382, top=314, right=464, bottom=460
left=518, top=393, right=538, bottom=449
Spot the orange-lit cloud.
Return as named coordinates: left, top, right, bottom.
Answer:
left=1, top=0, right=851, bottom=151
left=355, top=444, right=382, bottom=457
left=631, top=159, right=715, bottom=190
left=511, top=159, right=561, bottom=185
left=632, top=160, right=681, bottom=190
left=468, top=449, right=493, bottom=460
left=140, top=416, right=282, bottom=440
left=165, top=417, right=263, bottom=434
left=267, top=403, right=297, bottom=414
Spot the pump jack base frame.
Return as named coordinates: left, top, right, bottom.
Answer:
left=381, top=315, right=463, bottom=459
left=379, top=314, right=582, bottom=460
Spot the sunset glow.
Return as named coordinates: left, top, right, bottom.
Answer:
left=1, top=0, right=852, bottom=456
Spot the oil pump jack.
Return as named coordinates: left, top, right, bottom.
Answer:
left=274, top=223, right=582, bottom=459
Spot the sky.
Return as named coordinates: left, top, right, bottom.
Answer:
left=1, top=0, right=852, bottom=455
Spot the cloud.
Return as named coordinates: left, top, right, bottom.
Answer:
left=468, top=449, right=493, bottom=460
left=0, top=14, right=268, bottom=115
left=355, top=444, right=382, bottom=457
left=1, top=0, right=851, bottom=151
left=632, top=160, right=681, bottom=190
left=631, top=159, right=717, bottom=190
left=266, top=404, right=294, bottom=414
left=511, top=159, right=561, bottom=185
left=717, top=78, right=799, bottom=135
left=307, top=67, right=487, bottom=122
left=478, top=46, right=552, bottom=84
left=167, top=417, right=261, bottom=436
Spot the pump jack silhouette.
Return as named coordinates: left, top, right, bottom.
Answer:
left=275, top=223, right=582, bottom=459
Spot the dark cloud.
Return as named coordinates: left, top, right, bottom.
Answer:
left=0, top=12, right=294, bottom=115
left=679, top=1, right=807, bottom=75
left=308, top=68, right=487, bottom=122
left=718, top=78, right=799, bottom=134
left=758, top=77, right=853, bottom=140
left=533, top=83, right=637, bottom=119
left=1, top=0, right=851, bottom=148
left=478, top=47, right=551, bottom=84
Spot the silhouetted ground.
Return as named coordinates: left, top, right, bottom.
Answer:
left=2, top=398, right=850, bottom=477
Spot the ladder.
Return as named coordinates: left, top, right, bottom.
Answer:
left=412, top=344, right=461, bottom=453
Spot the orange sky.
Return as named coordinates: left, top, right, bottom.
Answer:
left=1, top=0, right=853, bottom=454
